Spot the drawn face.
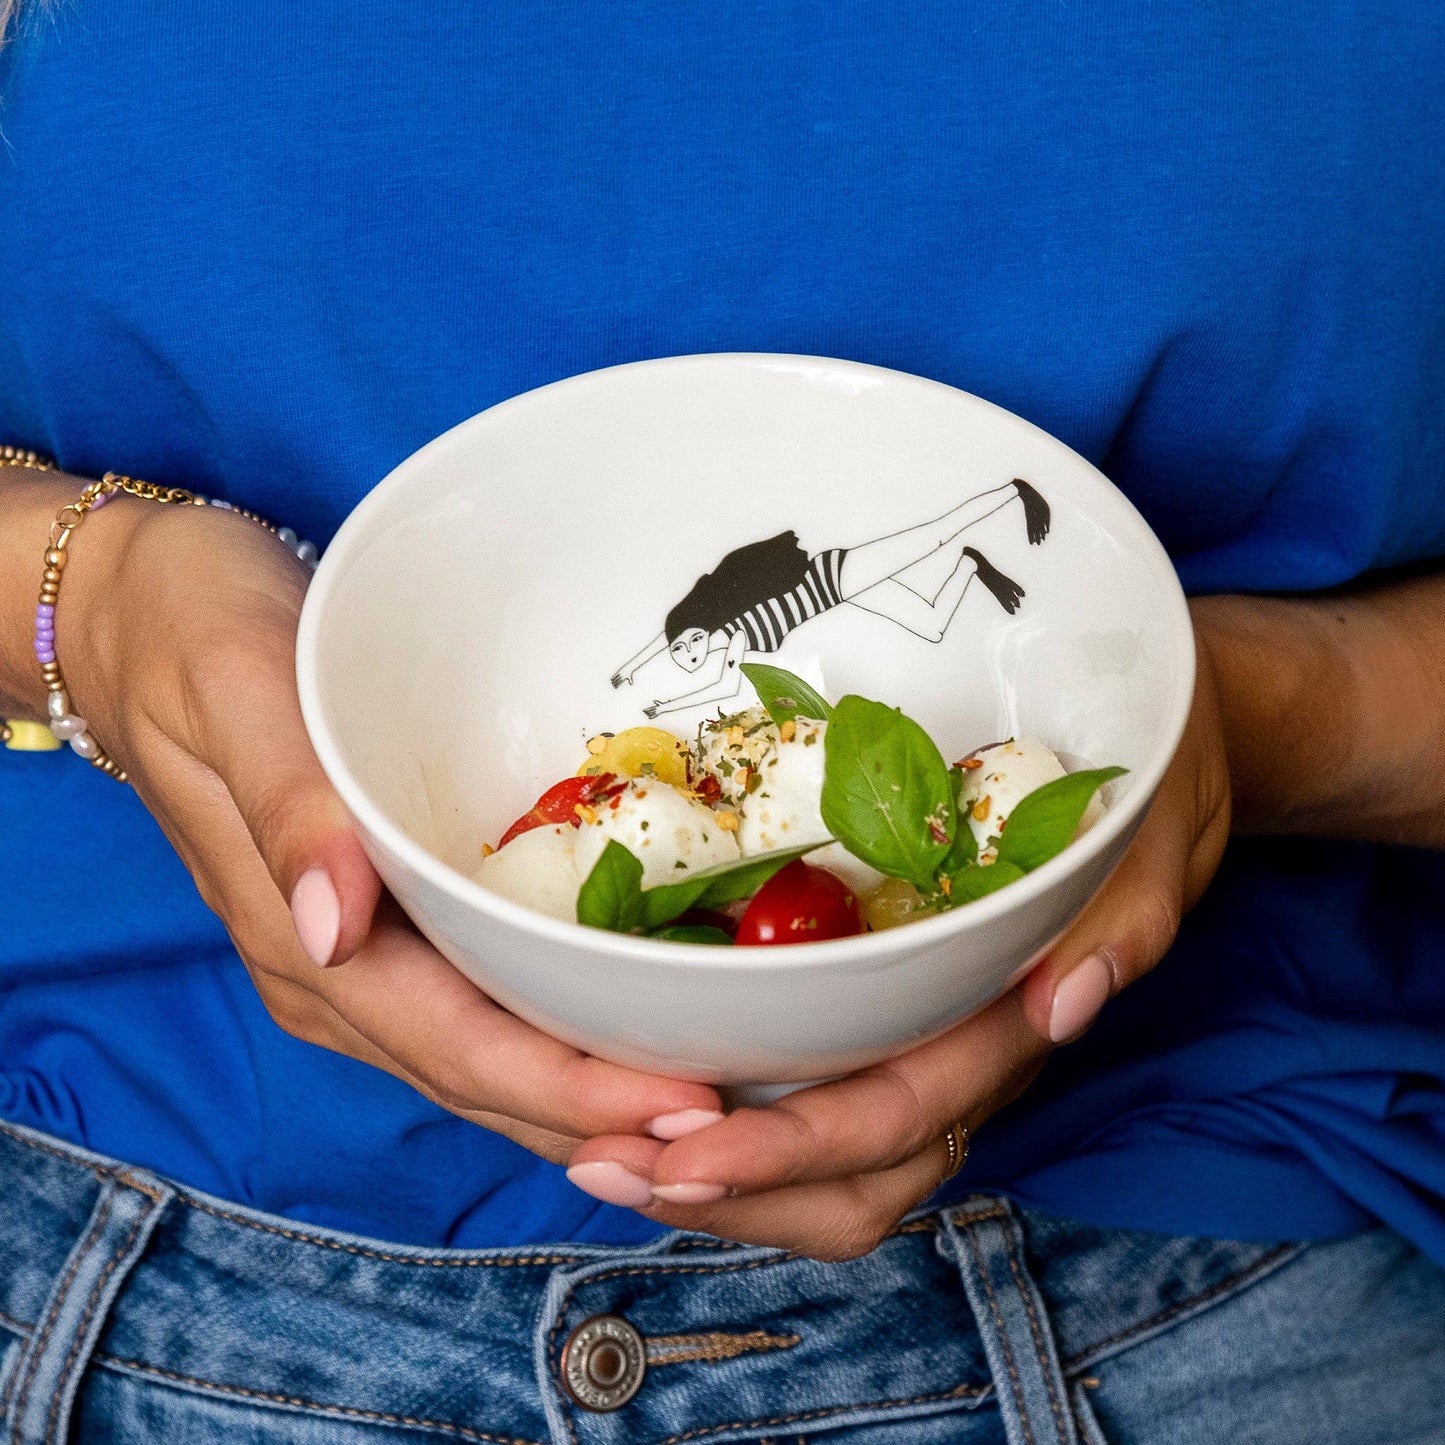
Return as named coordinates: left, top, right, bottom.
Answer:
left=669, top=628, right=711, bottom=672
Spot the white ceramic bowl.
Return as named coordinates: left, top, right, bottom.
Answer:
left=297, top=354, right=1193, bottom=1087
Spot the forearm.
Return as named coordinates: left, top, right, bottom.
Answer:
left=1194, top=575, right=1445, bottom=848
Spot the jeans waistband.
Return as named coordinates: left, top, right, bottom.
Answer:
left=0, top=1119, right=1302, bottom=1445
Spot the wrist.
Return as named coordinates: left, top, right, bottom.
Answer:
left=0, top=471, right=139, bottom=716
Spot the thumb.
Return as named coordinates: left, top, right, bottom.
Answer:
left=192, top=631, right=383, bottom=969
left=1019, top=722, right=1230, bottom=1044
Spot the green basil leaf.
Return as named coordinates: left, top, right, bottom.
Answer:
left=939, top=766, right=979, bottom=874
left=576, top=840, right=644, bottom=932
left=637, top=842, right=826, bottom=930
left=944, top=859, right=1026, bottom=904
left=994, top=767, right=1127, bottom=873
left=649, top=924, right=735, bottom=945
left=820, top=695, right=953, bottom=890
left=741, top=663, right=834, bottom=723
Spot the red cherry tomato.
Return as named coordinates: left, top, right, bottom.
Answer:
left=734, top=861, right=864, bottom=946
left=497, top=773, right=620, bottom=849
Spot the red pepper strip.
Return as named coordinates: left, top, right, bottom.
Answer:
left=497, top=773, right=619, bottom=850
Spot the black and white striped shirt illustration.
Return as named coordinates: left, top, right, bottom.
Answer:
left=611, top=478, right=1051, bottom=718
left=720, top=548, right=847, bottom=655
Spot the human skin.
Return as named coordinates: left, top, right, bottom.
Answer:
left=5, top=467, right=1444, bottom=1259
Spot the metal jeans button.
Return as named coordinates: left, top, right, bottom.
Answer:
left=561, top=1314, right=647, bottom=1411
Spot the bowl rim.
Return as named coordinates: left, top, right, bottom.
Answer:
left=296, top=352, right=1196, bottom=971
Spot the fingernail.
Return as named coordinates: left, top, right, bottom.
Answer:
left=647, top=1109, right=726, bottom=1141
left=651, top=1181, right=729, bottom=1205
left=291, top=867, right=341, bottom=968
left=1048, top=952, right=1113, bottom=1043
left=566, top=1162, right=655, bottom=1208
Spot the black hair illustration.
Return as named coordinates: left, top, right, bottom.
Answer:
left=612, top=477, right=1051, bottom=718
left=664, top=531, right=813, bottom=644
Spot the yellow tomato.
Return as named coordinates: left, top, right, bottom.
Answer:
left=859, top=877, right=930, bottom=932
left=577, top=726, right=690, bottom=789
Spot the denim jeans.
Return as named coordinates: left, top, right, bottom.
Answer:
left=1, top=1119, right=1441, bottom=1445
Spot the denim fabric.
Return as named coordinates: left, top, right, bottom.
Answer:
left=0, top=1121, right=1441, bottom=1445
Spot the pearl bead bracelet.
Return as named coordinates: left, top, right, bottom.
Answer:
left=30, top=468, right=320, bottom=783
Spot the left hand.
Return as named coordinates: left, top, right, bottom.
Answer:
left=566, top=622, right=1232, bottom=1260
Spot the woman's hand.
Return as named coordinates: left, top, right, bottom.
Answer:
left=565, top=629, right=1232, bottom=1258
left=23, top=488, right=723, bottom=1162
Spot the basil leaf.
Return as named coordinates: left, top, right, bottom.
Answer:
left=576, top=840, right=644, bottom=932
left=741, top=663, right=833, bottom=723
left=944, top=860, right=1026, bottom=904
left=939, top=766, right=979, bottom=873
left=637, top=842, right=825, bottom=930
left=820, top=695, right=953, bottom=890
left=994, top=767, right=1127, bottom=873
left=649, top=924, right=734, bottom=945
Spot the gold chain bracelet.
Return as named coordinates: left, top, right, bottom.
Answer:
left=24, top=469, right=318, bottom=781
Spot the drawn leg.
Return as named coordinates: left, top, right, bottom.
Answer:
left=848, top=545, right=1024, bottom=641
left=837, top=479, right=1044, bottom=600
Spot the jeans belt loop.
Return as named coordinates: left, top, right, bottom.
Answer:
left=3, top=1166, right=174, bottom=1445
left=944, top=1198, right=1079, bottom=1445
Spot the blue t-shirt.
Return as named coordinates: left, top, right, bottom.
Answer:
left=2, top=3, right=1444, bottom=1254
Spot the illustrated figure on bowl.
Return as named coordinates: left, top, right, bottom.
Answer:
left=612, top=476, right=1051, bottom=717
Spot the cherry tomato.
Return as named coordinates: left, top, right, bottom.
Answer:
left=497, top=773, right=620, bottom=849
left=734, top=861, right=864, bottom=946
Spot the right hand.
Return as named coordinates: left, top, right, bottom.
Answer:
left=56, top=495, right=722, bottom=1162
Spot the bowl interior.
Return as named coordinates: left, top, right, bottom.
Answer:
left=302, top=355, right=1191, bottom=895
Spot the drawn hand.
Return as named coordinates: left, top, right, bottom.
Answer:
left=610, top=669, right=633, bottom=689
left=643, top=701, right=661, bottom=720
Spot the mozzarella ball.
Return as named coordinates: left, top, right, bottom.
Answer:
left=958, top=738, right=1077, bottom=863
left=694, top=706, right=779, bottom=807
left=573, top=778, right=739, bottom=889
left=735, top=718, right=885, bottom=894
left=474, top=824, right=581, bottom=924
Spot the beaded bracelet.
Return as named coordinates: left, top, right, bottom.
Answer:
left=1, top=445, right=57, bottom=472
left=31, top=470, right=320, bottom=783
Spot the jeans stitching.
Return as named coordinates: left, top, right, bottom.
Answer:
left=0, top=1125, right=108, bottom=1186
left=999, top=1218, right=1070, bottom=1444
left=650, top=1381, right=987, bottom=1445
left=6, top=1189, right=114, bottom=1445
left=1063, top=1242, right=1303, bottom=1370
left=562, top=1253, right=798, bottom=1291
left=94, top=1355, right=546, bottom=1445
left=960, top=1221, right=1035, bottom=1445
left=0, top=1314, right=29, bottom=1341
left=176, top=1195, right=582, bottom=1268
left=43, top=1205, right=149, bottom=1445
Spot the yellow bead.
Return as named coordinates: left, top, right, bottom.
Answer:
left=3, top=719, right=62, bottom=752
left=44, top=549, right=66, bottom=570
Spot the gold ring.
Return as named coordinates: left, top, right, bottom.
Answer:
left=941, top=1121, right=971, bottom=1181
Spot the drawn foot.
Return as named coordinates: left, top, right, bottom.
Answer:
left=962, top=546, right=1025, bottom=614
left=1014, top=478, right=1051, bottom=545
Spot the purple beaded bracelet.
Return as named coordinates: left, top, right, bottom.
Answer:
left=34, top=470, right=319, bottom=783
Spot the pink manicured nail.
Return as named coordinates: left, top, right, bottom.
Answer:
left=291, top=868, right=341, bottom=968
left=566, top=1162, right=655, bottom=1208
left=1048, top=953, right=1113, bottom=1042
left=647, top=1109, right=726, bottom=1141
left=651, top=1181, right=729, bottom=1205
